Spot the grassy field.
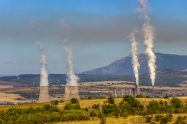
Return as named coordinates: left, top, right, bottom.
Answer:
left=1, top=97, right=187, bottom=123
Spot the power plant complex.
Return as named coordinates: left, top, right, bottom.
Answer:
left=38, top=86, right=50, bottom=103
left=64, top=86, right=80, bottom=100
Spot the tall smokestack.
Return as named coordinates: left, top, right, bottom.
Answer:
left=152, top=86, right=154, bottom=98
left=128, top=29, right=140, bottom=96
left=62, top=40, right=80, bottom=100
left=137, top=0, right=156, bottom=93
left=36, top=42, right=50, bottom=103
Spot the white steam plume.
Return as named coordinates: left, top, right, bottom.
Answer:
left=62, top=40, right=79, bottom=86
left=137, top=0, right=156, bottom=86
left=36, top=42, right=49, bottom=86
left=128, top=29, right=140, bottom=86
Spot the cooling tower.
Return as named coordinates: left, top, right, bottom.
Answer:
left=64, top=86, right=80, bottom=100
left=38, top=86, right=50, bottom=103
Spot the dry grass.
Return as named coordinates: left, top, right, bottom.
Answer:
left=0, top=92, right=24, bottom=103
left=57, top=98, right=123, bottom=109
left=54, top=116, right=145, bottom=124
left=1, top=97, right=187, bottom=123
left=0, top=102, right=47, bottom=110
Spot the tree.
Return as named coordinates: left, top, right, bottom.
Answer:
left=107, top=97, right=115, bottom=104
left=71, top=98, right=79, bottom=104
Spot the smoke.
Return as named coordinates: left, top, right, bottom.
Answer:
left=36, top=42, right=49, bottom=86
left=137, top=0, right=156, bottom=86
left=62, top=40, right=79, bottom=86
left=128, top=29, right=140, bottom=87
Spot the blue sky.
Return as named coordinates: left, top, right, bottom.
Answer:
left=0, top=0, right=187, bottom=75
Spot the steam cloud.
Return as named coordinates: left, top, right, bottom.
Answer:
left=36, top=42, right=49, bottom=86
left=62, top=41, right=79, bottom=86
left=137, top=0, right=156, bottom=86
left=128, top=29, right=140, bottom=87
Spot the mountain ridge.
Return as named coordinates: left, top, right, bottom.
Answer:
left=82, top=53, right=187, bottom=75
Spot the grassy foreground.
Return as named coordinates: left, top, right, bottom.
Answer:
left=1, top=96, right=187, bottom=124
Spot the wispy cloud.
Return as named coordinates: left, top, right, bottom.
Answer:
left=29, top=19, right=40, bottom=27
left=5, top=59, right=13, bottom=63
left=59, top=18, right=69, bottom=27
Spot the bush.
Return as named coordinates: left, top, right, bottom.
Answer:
left=175, top=116, right=186, bottom=124
left=170, top=98, right=183, bottom=108
left=71, top=98, right=79, bottom=104
left=64, top=103, right=81, bottom=110
left=164, top=95, right=169, bottom=99
left=147, top=100, right=160, bottom=114
left=160, top=114, right=172, bottom=124
left=54, top=100, right=59, bottom=105
left=155, top=115, right=164, bottom=122
left=136, top=94, right=143, bottom=98
left=73, top=104, right=81, bottom=110
left=84, top=108, right=88, bottom=112
left=145, top=115, right=152, bottom=123
left=43, top=104, right=52, bottom=111
left=90, top=109, right=98, bottom=117
left=102, top=104, right=118, bottom=116
left=107, top=97, right=115, bottom=104
left=60, top=100, right=64, bottom=103
left=88, top=96, right=92, bottom=99
left=64, top=103, right=73, bottom=110
left=98, top=111, right=106, bottom=124
left=92, top=104, right=100, bottom=109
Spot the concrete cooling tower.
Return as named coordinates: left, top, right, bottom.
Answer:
left=64, top=86, right=80, bottom=100
left=38, top=86, right=50, bottom=103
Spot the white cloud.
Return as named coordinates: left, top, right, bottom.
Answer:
left=5, top=59, right=13, bottom=63
left=29, top=19, right=40, bottom=27
left=59, top=18, right=69, bottom=27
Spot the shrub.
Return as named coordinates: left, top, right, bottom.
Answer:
left=175, top=116, right=186, bottom=124
left=90, top=109, right=98, bottom=117
left=155, top=115, right=164, bottom=122
left=164, top=95, right=169, bottom=99
left=136, top=94, right=143, bottom=98
left=92, top=104, right=100, bottom=109
left=73, top=103, right=81, bottom=110
left=160, top=114, right=172, bottom=124
left=102, top=104, right=118, bottom=115
left=98, top=111, right=106, bottom=124
left=60, top=110, right=90, bottom=121
left=170, top=98, right=183, bottom=108
left=147, top=100, right=160, bottom=114
left=84, top=108, right=88, bottom=112
left=43, top=104, right=52, bottom=111
left=60, top=100, right=64, bottom=103
left=71, top=98, right=79, bottom=104
left=54, top=100, right=59, bottom=105
left=64, top=103, right=73, bottom=110
left=88, top=96, right=92, bottom=99
left=107, top=97, right=115, bottom=104
left=64, top=103, right=81, bottom=110
left=145, top=115, right=152, bottom=123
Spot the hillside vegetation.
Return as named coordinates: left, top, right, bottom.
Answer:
left=1, top=69, right=187, bottom=87
left=1, top=96, right=187, bottom=124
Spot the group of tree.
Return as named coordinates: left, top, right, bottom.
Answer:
left=1, top=96, right=187, bottom=124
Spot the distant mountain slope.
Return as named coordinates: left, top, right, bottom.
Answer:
left=82, top=53, right=187, bottom=75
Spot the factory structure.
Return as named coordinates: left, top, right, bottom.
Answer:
left=38, top=86, right=50, bottom=103
left=64, top=86, right=80, bottom=100
left=37, top=80, right=137, bottom=103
